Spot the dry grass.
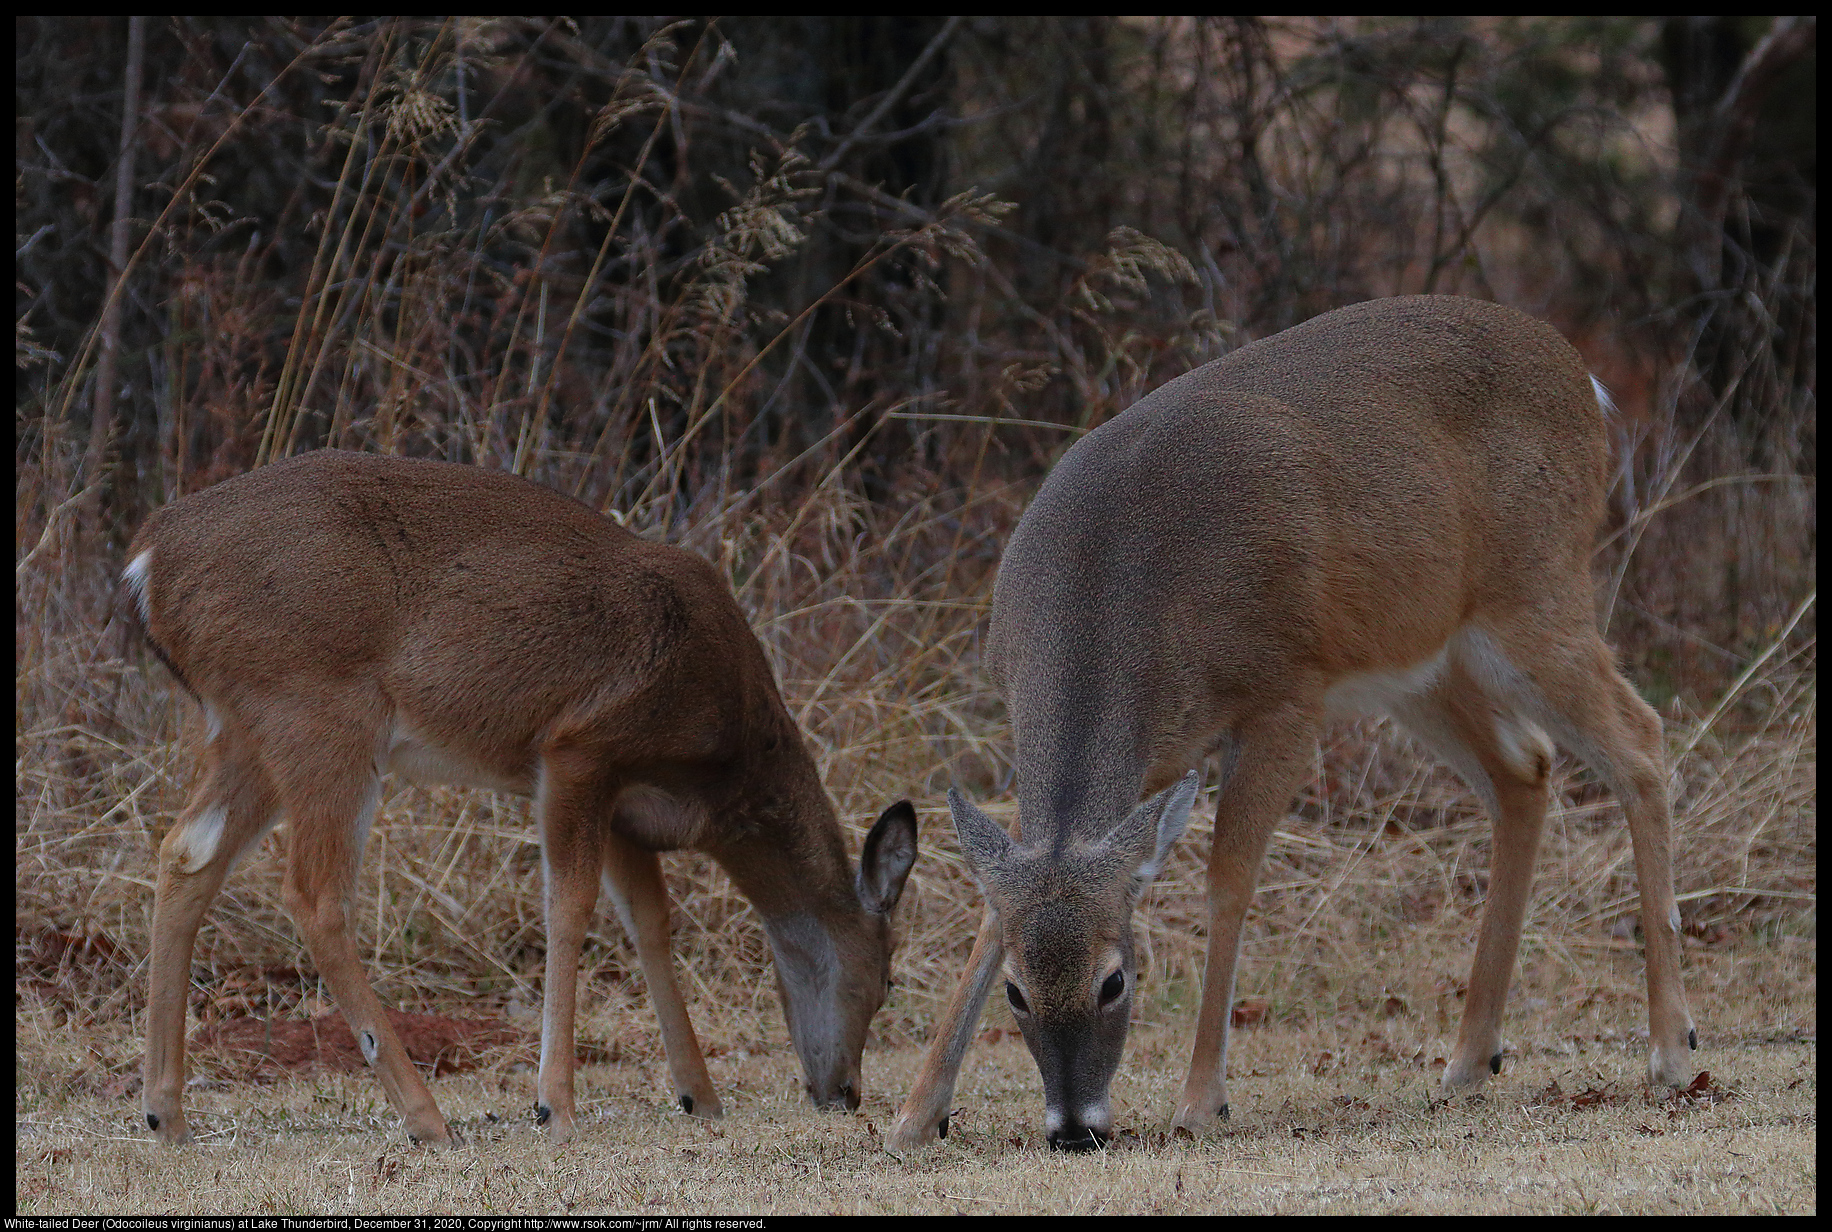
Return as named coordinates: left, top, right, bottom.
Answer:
left=13, top=19, right=1814, bottom=1214
left=13, top=487, right=1817, bottom=1213
left=17, top=479, right=1816, bottom=1037
left=14, top=919, right=1815, bottom=1214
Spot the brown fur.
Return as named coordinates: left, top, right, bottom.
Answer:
left=891, top=296, right=1694, bottom=1152
left=129, top=450, right=916, bottom=1147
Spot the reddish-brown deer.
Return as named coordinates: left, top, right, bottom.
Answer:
left=889, top=295, right=1696, bottom=1152
left=125, top=450, right=917, bottom=1147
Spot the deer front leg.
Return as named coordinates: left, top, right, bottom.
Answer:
left=1173, top=710, right=1315, bottom=1134
left=887, top=908, right=1004, bottom=1152
left=601, top=831, right=721, bottom=1118
left=1440, top=732, right=1552, bottom=1093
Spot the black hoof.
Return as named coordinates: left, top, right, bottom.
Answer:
left=533, top=1102, right=551, bottom=1126
left=1219, top=1103, right=1230, bottom=1122
left=679, top=1094, right=694, bottom=1115
left=937, top=1115, right=949, bottom=1139
left=1489, top=1053, right=1503, bottom=1075
left=1689, top=1027, right=1698, bottom=1050
left=146, top=1113, right=159, bottom=1131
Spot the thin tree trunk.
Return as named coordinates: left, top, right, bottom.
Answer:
left=82, top=14, right=148, bottom=502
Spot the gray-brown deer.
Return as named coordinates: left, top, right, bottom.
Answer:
left=124, top=450, right=917, bottom=1147
left=888, top=295, right=1696, bottom=1152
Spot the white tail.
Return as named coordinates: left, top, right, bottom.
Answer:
left=127, top=450, right=917, bottom=1147
left=890, top=295, right=1695, bottom=1151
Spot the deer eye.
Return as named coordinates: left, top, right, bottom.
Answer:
left=1005, top=982, right=1029, bottom=1014
left=1100, top=970, right=1126, bottom=1005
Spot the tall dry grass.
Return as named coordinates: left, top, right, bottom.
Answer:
left=15, top=400, right=1815, bottom=1057
left=16, top=18, right=1813, bottom=1080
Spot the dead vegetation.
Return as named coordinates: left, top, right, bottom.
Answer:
left=15, top=16, right=1815, bottom=1216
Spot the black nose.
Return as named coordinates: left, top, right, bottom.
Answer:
left=808, top=1081, right=859, bottom=1111
left=1047, top=1125, right=1109, bottom=1152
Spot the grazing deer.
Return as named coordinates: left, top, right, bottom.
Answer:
left=124, top=450, right=917, bottom=1147
left=889, top=295, right=1696, bottom=1152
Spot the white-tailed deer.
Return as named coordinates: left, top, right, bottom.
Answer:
left=889, top=295, right=1696, bottom=1152
left=124, top=450, right=917, bottom=1147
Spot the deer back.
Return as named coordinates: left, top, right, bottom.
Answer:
left=127, top=450, right=801, bottom=807
left=989, top=294, right=1607, bottom=834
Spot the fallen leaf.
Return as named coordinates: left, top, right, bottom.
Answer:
left=1231, top=999, right=1269, bottom=1028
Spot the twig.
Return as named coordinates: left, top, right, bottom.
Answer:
left=16, top=479, right=104, bottom=576
left=1679, top=589, right=1815, bottom=762
left=80, top=15, right=147, bottom=493
left=886, top=410, right=1085, bottom=432
left=819, top=16, right=965, bottom=172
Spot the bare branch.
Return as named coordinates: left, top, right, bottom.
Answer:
left=819, top=16, right=965, bottom=172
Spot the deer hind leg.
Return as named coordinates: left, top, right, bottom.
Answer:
left=601, top=830, right=721, bottom=1119
left=532, top=753, right=608, bottom=1144
left=268, top=717, right=452, bottom=1148
left=1478, top=621, right=1695, bottom=1087
left=1390, top=645, right=1556, bottom=1096
left=142, top=721, right=281, bottom=1144
left=1172, top=704, right=1321, bottom=1135
left=887, top=906, right=1004, bottom=1152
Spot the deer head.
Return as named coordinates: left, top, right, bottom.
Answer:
left=950, top=772, right=1198, bottom=1149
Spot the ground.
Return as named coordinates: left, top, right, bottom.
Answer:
left=14, top=930, right=1815, bottom=1216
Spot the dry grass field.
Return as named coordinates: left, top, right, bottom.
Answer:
left=16, top=432, right=1816, bottom=1217
left=12, top=884, right=1816, bottom=1215
left=14, top=18, right=1814, bottom=1215
left=16, top=584, right=1817, bottom=1213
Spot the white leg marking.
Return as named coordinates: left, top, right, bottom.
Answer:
left=532, top=765, right=565, bottom=1086
left=539, top=982, right=563, bottom=1082
left=600, top=871, right=637, bottom=938
left=350, top=778, right=383, bottom=862
left=1492, top=712, right=1553, bottom=782
left=175, top=806, right=228, bottom=874
left=122, top=551, right=154, bottom=625
left=1456, top=628, right=1530, bottom=700
left=1389, top=695, right=1502, bottom=818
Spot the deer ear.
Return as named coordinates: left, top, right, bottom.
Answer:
left=857, top=801, right=917, bottom=915
left=1110, top=770, right=1199, bottom=889
left=948, top=788, right=1013, bottom=884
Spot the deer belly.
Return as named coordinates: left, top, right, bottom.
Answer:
left=1322, top=645, right=1449, bottom=718
left=385, top=721, right=528, bottom=794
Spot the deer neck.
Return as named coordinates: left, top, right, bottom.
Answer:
left=1008, top=652, right=1153, bottom=847
left=710, top=755, right=857, bottom=931
left=994, top=503, right=1164, bottom=846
